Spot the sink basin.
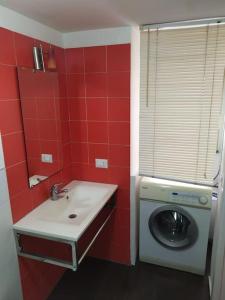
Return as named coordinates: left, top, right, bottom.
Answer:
left=39, top=182, right=111, bottom=225
left=13, top=181, right=118, bottom=241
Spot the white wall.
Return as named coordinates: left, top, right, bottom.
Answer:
left=0, top=134, right=23, bottom=300
left=0, top=5, right=62, bottom=46
left=130, top=26, right=140, bottom=265
left=63, top=26, right=131, bottom=48
left=0, top=5, right=132, bottom=49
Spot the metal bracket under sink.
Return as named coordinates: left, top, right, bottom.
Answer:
left=14, top=207, right=115, bottom=271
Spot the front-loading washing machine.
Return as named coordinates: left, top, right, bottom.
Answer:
left=139, top=177, right=212, bottom=275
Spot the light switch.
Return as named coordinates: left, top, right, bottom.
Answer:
left=95, top=159, right=108, bottom=169
left=41, top=154, right=53, bottom=164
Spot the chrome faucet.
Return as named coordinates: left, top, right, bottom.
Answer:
left=50, top=183, right=68, bottom=200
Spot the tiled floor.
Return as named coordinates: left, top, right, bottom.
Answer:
left=48, top=257, right=210, bottom=300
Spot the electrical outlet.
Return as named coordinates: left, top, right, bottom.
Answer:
left=95, top=159, right=108, bottom=169
left=41, top=154, right=53, bottom=164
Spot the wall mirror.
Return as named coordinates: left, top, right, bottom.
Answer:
left=17, top=67, right=63, bottom=188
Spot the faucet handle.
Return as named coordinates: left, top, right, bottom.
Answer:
left=51, top=183, right=62, bottom=192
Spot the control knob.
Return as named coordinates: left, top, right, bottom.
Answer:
left=199, top=196, right=208, bottom=205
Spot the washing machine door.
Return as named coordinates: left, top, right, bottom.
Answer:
left=149, top=205, right=198, bottom=250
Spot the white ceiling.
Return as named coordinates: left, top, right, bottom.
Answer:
left=0, top=0, right=225, bottom=32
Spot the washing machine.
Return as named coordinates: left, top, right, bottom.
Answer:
left=139, top=177, right=212, bottom=275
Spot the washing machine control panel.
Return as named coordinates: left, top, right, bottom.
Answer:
left=140, top=177, right=212, bottom=209
left=170, top=191, right=208, bottom=206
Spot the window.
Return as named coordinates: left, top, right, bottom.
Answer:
left=140, top=24, right=225, bottom=186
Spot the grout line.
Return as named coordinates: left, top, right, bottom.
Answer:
left=83, top=47, right=90, bottom=165
left=70, top=141, right=130, bottom=147
left=12, top=32, right=18, bottom=66
left=66, top=96, right=130, bottom=99
left=1, top=130, right=23, bottom=137
left=106, top=45, right=110, bottom=163
left=0, top=98, right=19, bottom=102
left=69, top=120, right=130, bottom=123
left=65, top=70, right=130, bottom=75
left=6, top=160, right=26, bottom=170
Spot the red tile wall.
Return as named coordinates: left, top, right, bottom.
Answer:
left=0, top=27, right=72, bottom=300
left=0, top=24, right=131, bottom=299
left=65, top=44, right=131, bottom=265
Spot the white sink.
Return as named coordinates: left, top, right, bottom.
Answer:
left=13, top=181, right=118, bottom=241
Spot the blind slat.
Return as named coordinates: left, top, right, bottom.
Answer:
left=140, top=25, right=225, bottom=185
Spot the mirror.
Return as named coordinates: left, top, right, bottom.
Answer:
left=17, top=67, right=63, bottom=188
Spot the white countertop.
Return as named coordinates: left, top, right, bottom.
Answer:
left=13, top=181, right=118, bottom=242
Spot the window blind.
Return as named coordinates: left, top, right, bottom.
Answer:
left=140, top=24, right=225, bottom=186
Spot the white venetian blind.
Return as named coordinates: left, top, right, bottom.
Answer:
left=140, top=24, right=225, bottom=186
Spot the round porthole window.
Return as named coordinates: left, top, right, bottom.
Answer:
left=149, top=205, right=198, bottom=250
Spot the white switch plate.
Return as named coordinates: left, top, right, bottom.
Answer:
left=95, top=159, right=108, bottom=169
left=41, top=154, right=53, bottom=164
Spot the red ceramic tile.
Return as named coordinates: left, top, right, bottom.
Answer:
left=108, top=167, right=130, bottom=190
left=105, top=216, right=130, bottom=245
left=61, top=121, right=70, bottom=144
left=72, top=163, right=109, bottom=183
left=20, top=266, right=43, bottom=300
left=6, top=162, right=29, bottom=197
left=14, top=33, right=34, bottom=68
left=61, top=165, right=72, bottom=184
left=10, top=188, right=33, bottom=223
left=87, top=98, right=107, bottom=121
left=86, top=73, right=107, bottom=97
left=25, top=140, right=41, bottom=159
left=40, top=140, right=60, bottom=160
left=0, top=65, right=19, bottom=99
left=17, top=67, right=37, bottom=98
left=108, top=98, right=130, bottom=121
left=67, top=73, right=85, bottom=97
left=21, top=98, right=37, bottom=119
left=88, top=121, right=108, bottom=143
left=63, top=144, right=71, bottom=167
left=107, top=44, right=130, bottom=72
left=38, top=119, right=57, bottom=140
left=36, top=98, right=55, bottom=120
left=23, top=119, right=39, bottom=140
left=71, top=142, right=89, bottom=163
left=58, top=74, right=67, bottom=97
left=27, top=159, right=41, bottom=176
left=65, top=48, right=84, bottom=73
left=58, top=98, right=69, bottom=121
left=54, top=46, right=66, bottom=74
left=32, top=179, right=50, bottom=208
left=39, top=161, right=62, bottom=177
left=71, top=163, right=89, bottom=180
left=108, top=242, right=130, bottom=265
left=0, top=100, right=22, bottom=134
left=34, top=72, right=55, bottom=98
left=2, top=132, right=26, bottom=167
left=107, top=72, right=130, bottom=97
left=88, top=143, right=108, bottom=165
left=0, top=28, right=16, bottom=65
left=68, top=98, right=86, bottom=120
left=56, top=120, right=63, bottom=142
left=109, top=122, right=130, bottom=145
left=112, top=207, right=130, bottom=228
left=84, top=46, right=106, bottom=72
left=116, top=189, right=130, bottom=209
left=70, top=121, right=88, bottom=142
left=109, top=145, right=130, bottom=167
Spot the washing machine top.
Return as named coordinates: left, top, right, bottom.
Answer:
left=140, top=177, right=212, bottom=209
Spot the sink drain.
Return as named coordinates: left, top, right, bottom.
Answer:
left=68, top=214, right=77, bottom=219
